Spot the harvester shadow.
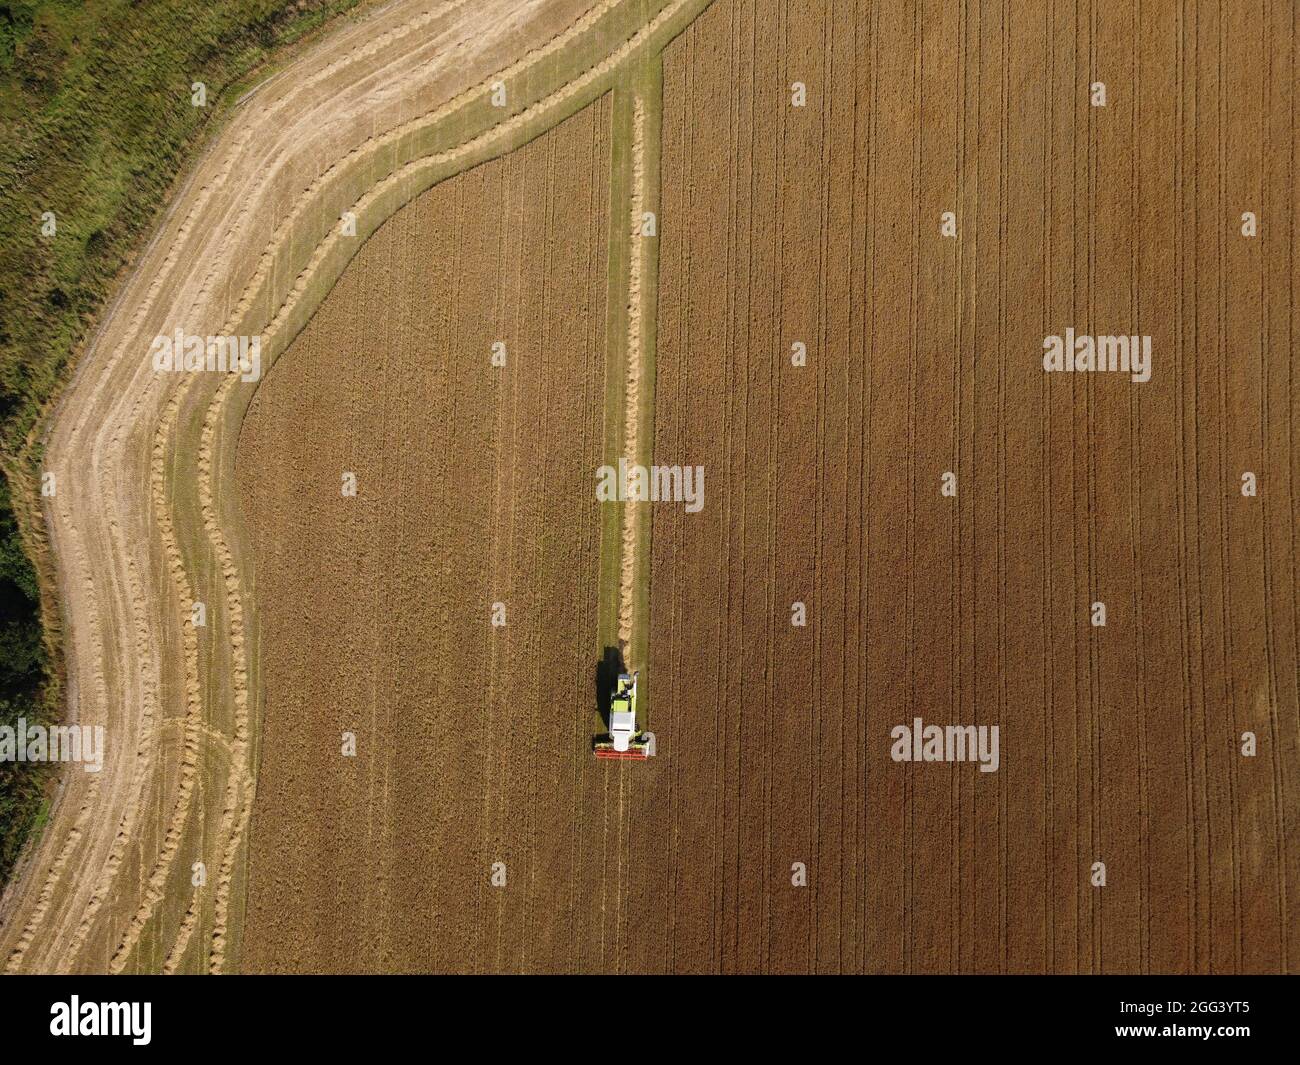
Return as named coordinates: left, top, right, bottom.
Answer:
left=594, top=645, right=626, bottom=733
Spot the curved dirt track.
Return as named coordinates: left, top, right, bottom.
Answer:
left=0, top=0, right=661, bottom=974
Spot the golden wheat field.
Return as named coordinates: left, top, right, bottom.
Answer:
left=5, top=0, right=1297, bottom=979
left=234, top=0, right=1299, bottom=973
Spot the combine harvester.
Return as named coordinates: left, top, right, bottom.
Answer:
left=594, top=670, right=655, bottom=760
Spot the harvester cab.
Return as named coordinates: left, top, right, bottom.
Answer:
left=594, top=670, right=654, bottom=760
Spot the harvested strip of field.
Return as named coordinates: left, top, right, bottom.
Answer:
left=617, top=93, right=650, bottom=649
left=599, top=58, right=664, bottom=714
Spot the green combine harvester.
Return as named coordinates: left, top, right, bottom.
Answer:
left=594, top=670, right=654, bottom=760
